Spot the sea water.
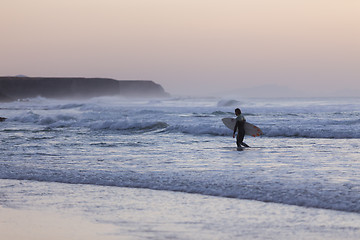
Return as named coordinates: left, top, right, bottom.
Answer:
left=1, top=96, right=360, bottom=239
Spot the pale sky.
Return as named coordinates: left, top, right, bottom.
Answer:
left=1, top=0, right=359, bottom=97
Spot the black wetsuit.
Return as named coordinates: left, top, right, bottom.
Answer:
left=233, top=115, right=249, bottom=147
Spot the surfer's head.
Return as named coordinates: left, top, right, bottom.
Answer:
left=235, top=108, right=241, bottom=116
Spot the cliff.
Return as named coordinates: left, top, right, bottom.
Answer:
left=0, top=77, right=170, bottom=101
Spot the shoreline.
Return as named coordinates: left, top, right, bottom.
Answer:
left=1, top=179, right=360, bottom=240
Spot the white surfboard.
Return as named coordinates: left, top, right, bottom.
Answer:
left=222, top=118, right=263, bottom=137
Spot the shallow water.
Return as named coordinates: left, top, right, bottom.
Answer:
left=1, top=96, right=360, bottom=238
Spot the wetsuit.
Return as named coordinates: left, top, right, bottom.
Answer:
left=233, top=114, right=249, bottom=147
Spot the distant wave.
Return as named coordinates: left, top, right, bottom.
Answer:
left=167, top=124, right=360, bottom=139
left=217, top=99, right=240, bottom=107
left=167, top=124, right=230, bottom=136
left=7, top=112, right=360, bottom=138
left=52, top=103, right=85, bottom=110
left=262, top=126, right=360, bottom=139
left=89, top=120, right=169, bottom=131
left=3, top=97, right=360, bottom=139
left=9, top=111, right=168, bottom=132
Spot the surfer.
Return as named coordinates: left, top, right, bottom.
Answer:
left=233, top=108, right=250, bottom=148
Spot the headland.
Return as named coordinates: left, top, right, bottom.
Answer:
left=0, top=76, right=170, bottom=102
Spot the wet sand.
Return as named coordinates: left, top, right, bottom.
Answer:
left=0, top=206, right=120, bottom=240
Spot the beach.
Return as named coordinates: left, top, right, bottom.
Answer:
left=1, top=179, right=360, bottom=240
left=2, top=0, right=360, bottom=237
left=0, top=205, right=119, bottom=240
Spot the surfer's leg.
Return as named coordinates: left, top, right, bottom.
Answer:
left=241, top=142, right=250, bottom=147
left=236, top=133, right=241, bottom=147
left=238, top=131, right=249, bottom=147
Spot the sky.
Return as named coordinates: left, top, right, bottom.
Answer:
left=1, top=0, right=359, bottom=97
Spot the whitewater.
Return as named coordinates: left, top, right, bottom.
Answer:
left=1, top=96, right=360, bottom=239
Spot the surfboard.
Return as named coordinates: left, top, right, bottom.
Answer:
left=222, top=118, right=263, bottom=137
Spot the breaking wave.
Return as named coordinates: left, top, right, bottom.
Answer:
left=2, top=168, right=359, bottom=213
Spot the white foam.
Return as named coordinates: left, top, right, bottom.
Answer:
left=1, top=97, right=360, bottom=214
left=2, top=167, right=359, bottom=213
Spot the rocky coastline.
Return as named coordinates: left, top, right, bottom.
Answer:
left=0, top=77, right=170, bottom=102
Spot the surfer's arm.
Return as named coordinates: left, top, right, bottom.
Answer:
left=233, top=121, right=238, bottom=137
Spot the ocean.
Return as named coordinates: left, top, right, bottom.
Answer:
left=1, top=96, right=360, bottom=239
